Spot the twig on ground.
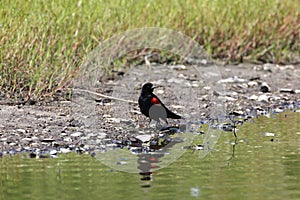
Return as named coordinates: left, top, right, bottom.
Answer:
left=73, top=88, right=138, bottom=104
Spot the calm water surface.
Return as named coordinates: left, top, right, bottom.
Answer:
left=1, top=112, right=299, bottom=200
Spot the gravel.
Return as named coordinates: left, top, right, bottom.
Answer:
left=0, top=62, right=299, bottom=158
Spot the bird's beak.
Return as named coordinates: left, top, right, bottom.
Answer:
left=152, top=85, right=158, bottom=89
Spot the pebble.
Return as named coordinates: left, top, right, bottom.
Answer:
left=22, top=138, right=33, bottom=142
left=70, top=132, right=83, bottom=137
left=96, top=132, right=107, bottom=139
left=262, top=63, right=276, bottom=72
left=16, top=129, right=26, bottom=134
left=50, top=150, right=57, bottom=155
left=167, top=78, right=185, bottom=84
left=248, top=81, right=258, bottom=87
left=260, top=82, right=271, bottom=93
left=218, top=76, right=246, bottom=83
left=273, top=108, right=284, bottom=113
left=249, top=95, right=258, bottom=100
left=218, top=96, right=237, bottom=101
left=168, top=65, right=187, bottom=70
left=156, top=89, right=164, bottom=94
left=264, top=132, right=276, bottom=137
left=63, top=137, right=72, bottom=142
left=106, top=117, right=120, bottom=123
left=60, top=148, right=71, bottom=154
left=258, top=94, right=269, bottom=102
left=135, top=135, right=152, bottom=143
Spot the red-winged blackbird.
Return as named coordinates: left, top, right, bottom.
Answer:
left=138, top=82, right=181, bottom=124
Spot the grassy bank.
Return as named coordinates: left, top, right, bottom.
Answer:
left=1, top=0, right=299, bottom=101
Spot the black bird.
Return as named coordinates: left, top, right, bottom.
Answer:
left=138, top=82, right=181, bottom=125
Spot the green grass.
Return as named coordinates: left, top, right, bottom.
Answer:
left=0, top=0, right=299, bottom=101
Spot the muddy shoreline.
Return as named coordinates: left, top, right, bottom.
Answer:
left=1, top=63, right=300, bottom=158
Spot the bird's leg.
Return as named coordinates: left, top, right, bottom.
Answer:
left=147, top=118, right=152, bottom=127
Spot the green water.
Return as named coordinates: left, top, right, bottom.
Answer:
left=1, top=112, right=299, bottom=200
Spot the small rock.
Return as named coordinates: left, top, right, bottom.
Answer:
left=22, top=138, right=32, bottom=142
left=264, top=132, right=275, bottom=137
left=236, top=83, right=248, bottom=89
left=295, top=90, right=300, bottom=94
left=31, top=142, right=39, bottom=148
left=70, top=132, right=83, bottom=137
left=218, top=76, right=246, bottom=83
left=193, top=145, right=204, bottom=150
left=116, top=161, right=128, bottom=165
left=9, top=142, right=17, bottom=146
left=262, top=63, right=275, bottom=72
left=258, top=94, right=269, bottom=102
left=249, top=95, right=258, bottom=100
left=168, top=65, right=187, bottom=70
left=156, top=89, right=164, bottom=94
left=167, top=78, right=185, bottom=84
left=260, top=82, right=271, bottom=93
left=63, top=137, right=72, bottom=142
left=277, top=65, right=294, bottom=70
left=61, top=133, right=68, bottom=136
left=60, top=148, right=71, bottom=154
left=203, top=86, right=211, bottom=90
left=16, top=129, right=26, bottom=134
left=50, top=150, right=57, bottom=155
left=23, top=146, right=31, bottom=151
left=106, top=143, right=118, bottom=148
left=42, top=129, right=51, bottom=134
left=270, top=95, right=280, bottom=101
left=135, top=135, right=151, bottom=143
left=96, top=132, right=107, bottom=139
left=273, top=108, right=284, bottom=113
left=218, top=96, right=237, bottom=101
left=248, top=81, right=258, bottom=87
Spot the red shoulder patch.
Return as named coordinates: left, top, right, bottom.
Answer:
left=151, top=97, right=160, bottom=104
